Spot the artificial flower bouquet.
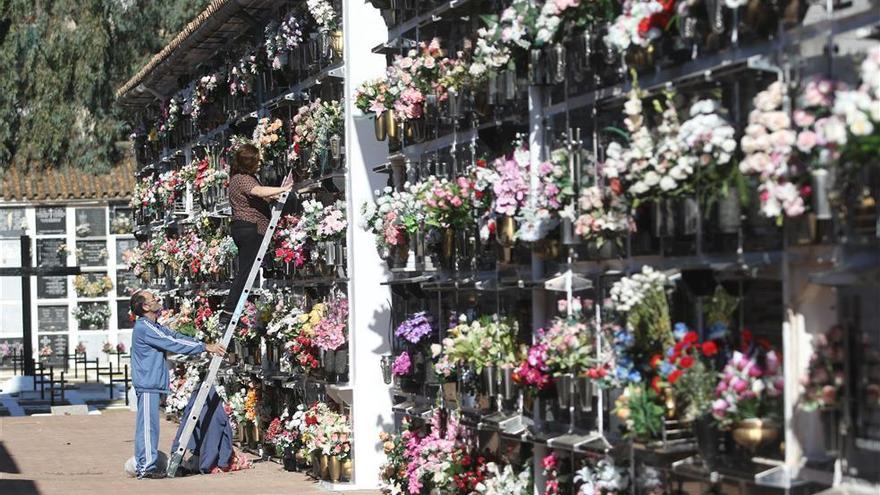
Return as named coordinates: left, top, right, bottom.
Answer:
left=228, top=51, right=259, bottom=95
left=273, top=214, right=309, bottom=267
left=312, top=292, right=348, bottom=351
left=290, top=99, right=343, bottom=170
left=360, top=185, right=425, bottom=259
left=264, top=12, right=303, bottom=70
left=252, top=117, right=287, bottom=164
left=73, top=304, right=112, bottom=329
left=573, top=455, right=630, bottom=495
left=432, top=314, right=523, bottom=378
left=568, top=184, right=635, bottom=248
left=614, top=383, right=666, bottom=440
left=73, top=274, right=113, bottom=298
left=514, top=309, right=594, bottom=392
left=307, top=0, right=338, bottom=32
left=422, top=175, right=477, bottom=230
left=650, top=324, right=721, bottom=421
left=401, top=408, right=473, bottom=494
left=475, top=461, right=533, bottom=495
left=800, top=325, right=845, bottom=411
left=608, top=266, right=674, bottom=355
left=739, top=81, right=808, bottom=222
left=712, top=348, right=784, bottom=428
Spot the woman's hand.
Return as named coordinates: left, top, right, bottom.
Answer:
left=269, top=184, right=292, bottom=201
left=249, top=184, right=293, bottom=199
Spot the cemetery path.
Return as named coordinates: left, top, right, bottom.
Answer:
left=0, top=410, right=379, bottom=495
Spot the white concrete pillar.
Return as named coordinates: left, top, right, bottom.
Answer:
left=342, top=1, right=392, bottom=489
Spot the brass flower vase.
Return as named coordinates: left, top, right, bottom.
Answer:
left=385, top=111, right=400, bottom=142
left=320, top=453, right=330, bottom=479
left=329, top=456, right=342, bottom=483
left=341, top=458, right=352, bottom=481
left=441, top=227, right=455, bottom=263
left=374, top=115, right=387, bottom=141
left=330, top=30, right=344, bottom=58
left=496, top=215, right=516, bottom=262
left=732, top=418, right=780, bottom=453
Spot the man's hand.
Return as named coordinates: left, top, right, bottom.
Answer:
left=205, top=343, right=226, bottom=357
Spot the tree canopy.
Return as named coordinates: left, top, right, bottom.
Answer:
left=0, top=0, right=210, bottom=173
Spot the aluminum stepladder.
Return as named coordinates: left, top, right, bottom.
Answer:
left=167, top=190, right=291, bottom=477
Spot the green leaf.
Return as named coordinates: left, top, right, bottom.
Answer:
left=603, top=126, right=630, bottom=143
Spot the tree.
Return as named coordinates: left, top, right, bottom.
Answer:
left=0, top=0, right=210, bottom=173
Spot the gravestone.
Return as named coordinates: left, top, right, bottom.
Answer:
left=35, top=207, right=67, bottom=235
left=37, top=334, right=68, bottom=366
left=116, top=238, right=138, bottom=265
left=74, top=208, right=106, bottom=238
left=77, top=240, right=108, bottom=267
left=0, top=208, right=26, bottom=237
left=37, top=305, right=69, bottom=333
left=117, top=300, right=134, bottom=329
left=116, top=270, right=140, bottom=297
left=37, top=276, right=68, bottom=299
left=36, top=238, right=66, bottom=267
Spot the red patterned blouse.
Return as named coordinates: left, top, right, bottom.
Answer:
left=228, top=174, right=271, bottom=234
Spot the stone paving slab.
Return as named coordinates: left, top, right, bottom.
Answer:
left=0, top=410, right=380, bottom=495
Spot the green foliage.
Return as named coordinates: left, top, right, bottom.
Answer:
left=0, top=0, right=210, bottom=173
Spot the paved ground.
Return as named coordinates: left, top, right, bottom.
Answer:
left=0, top=410, right=379, bottom=495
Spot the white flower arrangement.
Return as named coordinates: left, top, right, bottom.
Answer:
left=166, top=363, right=201, bottom=415
left=574, top=456, right=630, bottom=495
left=475, top=462, right=533, bottom=495
left=307, top=0, right=337, bottom=31
left=609, top=265, right=668, bottom=313
left=678, top=99, right=738, bottom=168
left=739, top=81, right=806, bottom=220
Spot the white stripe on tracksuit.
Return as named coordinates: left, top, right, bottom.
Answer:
left=143, top=393, right=152, bottom=467
left=143, top=319, right=201, bottom=348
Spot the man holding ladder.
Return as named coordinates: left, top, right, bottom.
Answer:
left=129, top=289, right=226, bottom=479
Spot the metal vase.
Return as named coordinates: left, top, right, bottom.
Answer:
left=447, top=89, right=463, bottom=119
left=550, top=43, right=566, bottom=84
left=481, top=365, right=497, bottom=397
left=811, top=168, right=833, bottom=220
left=374, top=115, right=387, bottom=141
left=579, top=30, right=593, bottom=72
left=500, top=367, right=516, bottom=402
left=717, top=188, right=742, bottom=234
left=556, top=373, right=574, bottom=409
left=705, top=0, right=725, bottom=34
left=576, top=376, right=593, bottom=412
left=335, top=349, right=348, bottom=377
left=504, top=69, right=517, bottom=101
left=380, top=355, right=393, bottom=384
left=487, top=73, right=499, bottom=105
left=390, top=156, right=406, bottom=191
left=385, top=111, right=400, bottom=141
left=528, top=48, right=545, bottom=85
left=407, top=118, right=426, bottom=143
left=678, top=197, right=700, bottom=236
left=497, top=215, right=516, bottom=248
left=329, top=134, right=341, bottom=161
left=561, top=216, right=578, bottom=245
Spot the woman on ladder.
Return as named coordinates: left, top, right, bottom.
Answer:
left=222, top=143, right=292, bottom=325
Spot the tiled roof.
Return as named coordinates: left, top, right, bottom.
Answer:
left=0, top=161, right=135, bottom=202
left=115, top=0, right=278, bottom=108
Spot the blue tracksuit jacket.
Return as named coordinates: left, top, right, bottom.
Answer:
left=131, top=317, right=206, bottom=393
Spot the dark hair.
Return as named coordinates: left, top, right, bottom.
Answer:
left=231, top=143, right=260, bottom=175
left=130, top=290, right=149, bottom=317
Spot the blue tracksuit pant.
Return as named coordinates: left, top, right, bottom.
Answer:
left=135, top=391, right=161, bottom=476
